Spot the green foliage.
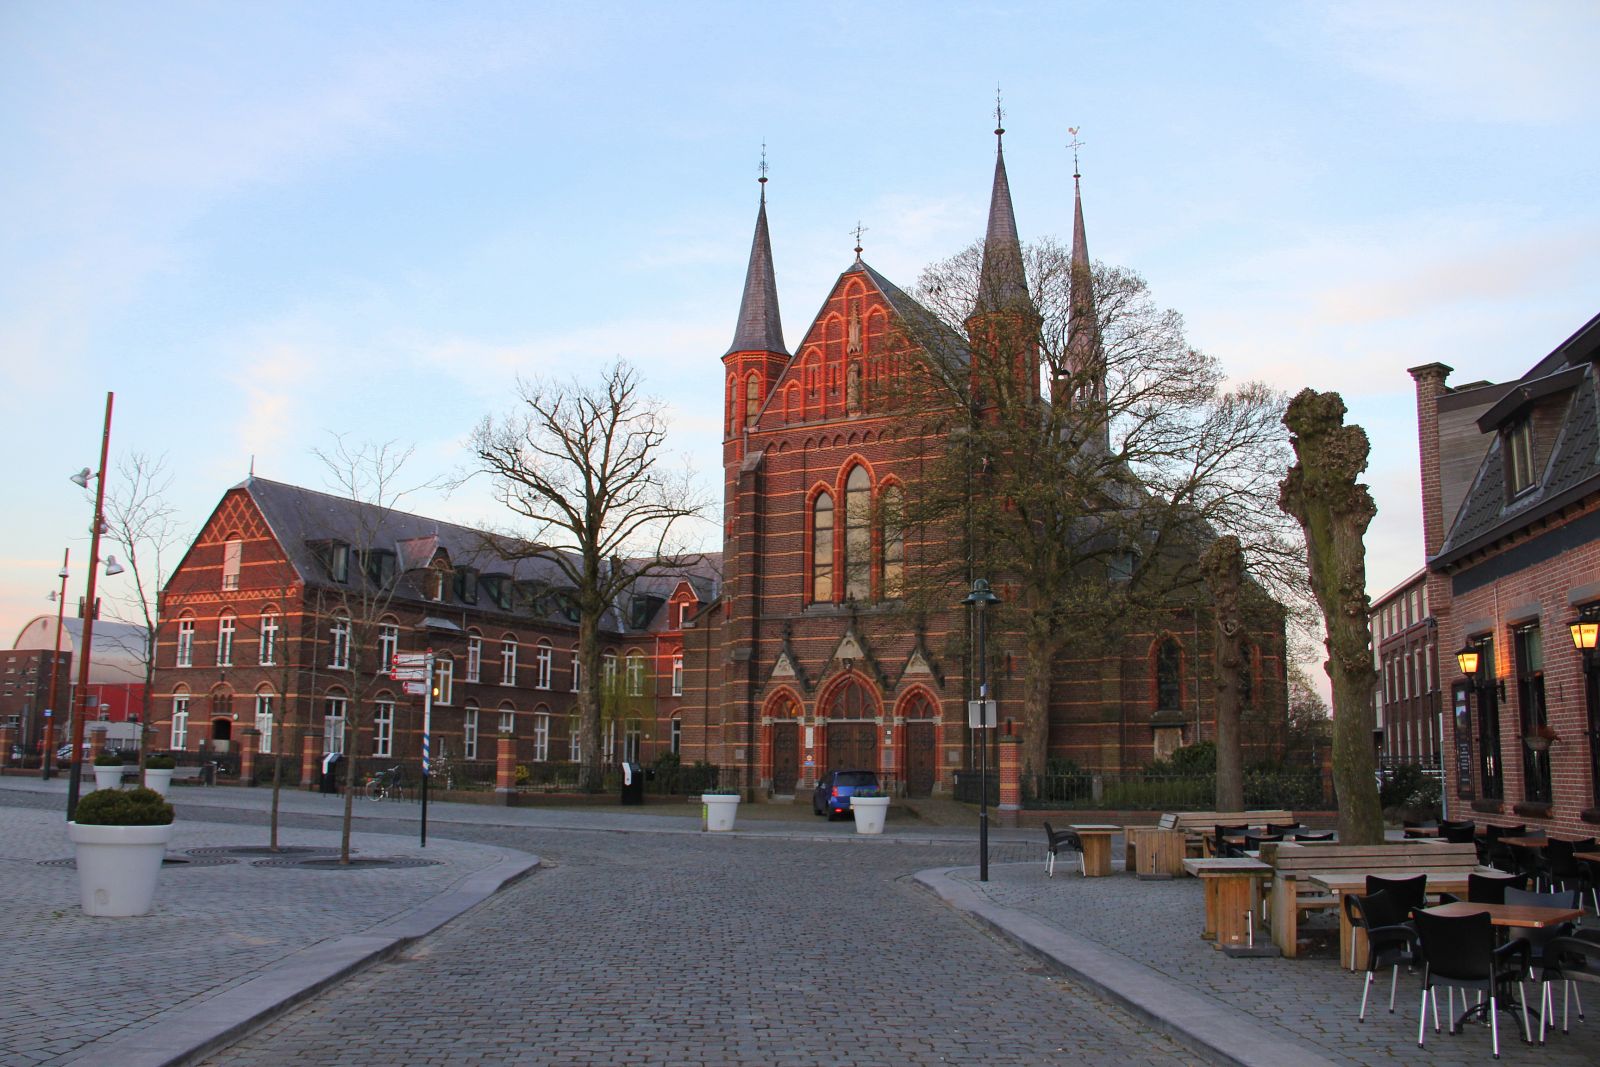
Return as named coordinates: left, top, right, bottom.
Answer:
left=74, top=786, right=174, bottom=826
left=1149, top=741, right=1216, bottom=776
left=1044, top=756, right=1082, bottom=777
left=93, top=752, right=126, bottom=767
left=852, top=787, right=890, bottom=798
left=702, top=787, right=740, bottom=796
left=145, top=754, right=176, bottom=770
left=514, top=763, right=531, bottom=786
left=1380, top=763, right=1442, bottom=810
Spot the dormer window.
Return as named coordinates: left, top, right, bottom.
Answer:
left=425, top=562, right=448, bottom=602
left=1506, top=418, right=1536, bottom=497
left=363, top=550, right=396, bottom=589
left=320, top=542, right=350, bottom=583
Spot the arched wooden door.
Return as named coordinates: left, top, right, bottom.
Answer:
left=900, top=691, right=939, bottom=797
left=766, top=693, right=801, bottom=795
left=822, top=675, right=878, bottom=773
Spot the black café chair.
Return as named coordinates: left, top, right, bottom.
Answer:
left=1539, top=931, right=1600, bottom=1039
left=1367, top=874, right=1427, bottom=918
left=1212, top=823, right=1248, bottom=858
left=1345, top=889, right=1418, bottom=1020
left=1546, top=837, right=1595, bottom=896
left=1266, top=822, right=1303, bottom=838
left=1485, top=824, right=1527, bottom=871
left=1239, top=832, right=1282, bottom=857
left=1413, top=908, right=1532, bottom=1058
left=1505, top=886, right=1584, bottom=1041
left=1442, top=823, right=1478, bottom=845
left=1439, top=871, right=1523, bottom=906
left=1042, top=821, right=1084, bottom=878
left=1292, top=829, right=1335, bottom=842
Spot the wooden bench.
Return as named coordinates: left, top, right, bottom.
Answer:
left=1264, top=840, right=1479, bottom=959
left=1146, top=810, right=1296, bottom=863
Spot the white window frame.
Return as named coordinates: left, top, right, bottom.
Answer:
left=177, top=619, right=195, bottom=668
left=463, top=705, right=479, bottom=760
left=671, top=654, right=683, bottom=697
left=255, top=692, right=274, bottom=754
left=433, top=658, right=454, bottom=706
left=671, top=717, right=681, bottom=754
left=323, top=696, right=347, bottom=755
left=603, top=653, right=617, bottom=692
left=501, top=639, right=517, bottom=687
left=499, top=707, right=516, bottom=735
left=536, top=642, right=552, bottom=690
left=259, top=613, right=278, bottom=666
left=171, top=695, right=189, bottom=749
left=466, top=635, right=482, bottom=683
left=217, top=615, right=235, bottom=667
left=222, top=538, right=242, bottom=591
left=625, top=653, right=644, bottom=697
left=604, top=721, right=616, bottom=762
left=571, top=650, right=582, bottom=692
left=378, top=624, right=399, bottom=675
left=374, top=700, right=394, bottom=758
left=533, top=712, right=550, bottom=762
left=624, top=719, right=641, bottom=763
left=569, top=716, right=581, bottom=761
left=330, top=618, right=350, bottom=670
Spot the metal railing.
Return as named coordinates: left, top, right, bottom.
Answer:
left=1017, top=769, right=1329, bottom=811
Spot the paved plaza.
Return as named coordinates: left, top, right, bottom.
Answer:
left=2, top=776, right=1598, bottom=1065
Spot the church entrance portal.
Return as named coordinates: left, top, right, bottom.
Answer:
left=825, top=723, right=876, bottom=774
left=904, top=721, right=935, bottom=797
left=770, top=721, right=798, bottom=794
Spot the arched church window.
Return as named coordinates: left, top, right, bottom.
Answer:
left=826, top=677, right=875, bottom=719
left=843, top=467, right=871, bottom=601
left=811, top=492, right=834, bottom=602
left=745, top=375, right=760, bottom=429
left=880, top=484, right=905, bottom=599
left=1156, top=639, right=1183, bottom=711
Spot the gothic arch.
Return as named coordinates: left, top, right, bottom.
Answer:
left=762, top=688, right=804, bottom=719
left=817, top=673, right=881, bottom=720
left=893, top=687, right=940, bottom=719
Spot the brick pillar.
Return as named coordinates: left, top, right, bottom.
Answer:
left=301, top=733, right=319, bottom=791
left=495, top=733, right=517, bottom=801
left=239, top=729, right=258, bottom=785
left=0, top=723, right=14, bottom=768
left=998, top=735, right=1022, bottom=827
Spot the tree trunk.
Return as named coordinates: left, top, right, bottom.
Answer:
left=1279, top=390, right=1382, bottom=845
left=1020, top=632, right=1053, bottom=779
left=1203, top=537, right=1245, bottom=812
left=577, top=611, right=604, bottom=793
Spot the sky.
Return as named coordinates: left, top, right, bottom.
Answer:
left=2, top=1, right=1598, bottom=679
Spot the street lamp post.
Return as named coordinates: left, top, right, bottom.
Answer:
left=42, top=549, right=70, bottom=780
left=66, top=391, right=119, bottom=822
left=962, top=577, right=1001, bottom=882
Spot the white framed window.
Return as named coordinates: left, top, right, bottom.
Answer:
left=534, top=712, right=550, bottom=761
left=499, top=706, right=516, bottom=735
left=677, top=602, right=691, bottom=629
left=604, top=721, right=616, bottom=762
left=433, top=658, right=453, bottom=705
left=177, top=619, right=195, bottom=668
left=374, top=700, right=394, bottom=758
left=501, top=638, right=518, bottom=686
left=571, top=649, right=582, bottom=692
left=602, top=652, right=617, bottom=692
left=670, top=717, right=681, bottom=754
left=467, top=634, right=482, bottom=683
left=259, top=613, right=279, bottom=666
left=671, top=654, right=683, bottom=697
left=171, top=694, right=189, bottom=748
left=463, top=705, right=479, bottom=760
left=217, top=614, right=235, bottom=667
left=378, top=624, right=399, bottom=674
left=624, top=719, right=641, bottom=763
left=569, top=715, right=581, bottom=761
left=330, top=617, right=350, bottom=670
left=626, top=653, right=644, bottom=697
left=255, top=691, right=274, bottom=754
left=324, top=696, right=347, bottom=755
left=536, top=641, right=552, bottom=689
left=222, top=538, right=241, bottom=590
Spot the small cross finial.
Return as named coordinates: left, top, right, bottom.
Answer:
left=851, top=220, right=868, bottom=260
left=994, top=88, right=1005, bottom=137
left=758, top=141, right=768, bottom=185
left=1067, top=126, right=1084, bottom=178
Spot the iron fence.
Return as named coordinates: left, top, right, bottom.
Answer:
left=1017, top=769, right=1328, bottom=811
left=952, top=769, right=999, bottom=805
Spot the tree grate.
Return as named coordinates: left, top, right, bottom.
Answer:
left=250, top=856, right=442, bottom=870
left=186, top=845, right=346, bottom=857
left=39, top=855, right=237, bottom=869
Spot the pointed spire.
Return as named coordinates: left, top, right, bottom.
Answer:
left=1065, top=129, right=1106, bottom=443
left=725, top=154, right=787, bottom=357
left=975, top=99, right=1031, bottom=316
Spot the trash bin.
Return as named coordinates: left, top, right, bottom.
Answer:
left=320, top=753, right=344, bottom=794
left=620, top=762, right=645, bottom=806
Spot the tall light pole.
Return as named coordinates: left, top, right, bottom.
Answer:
left=66, top=391, right=120, bottom=821
left=963, top=577, right=1001, bottom=882
left=42, top=549, right=70, bottom=780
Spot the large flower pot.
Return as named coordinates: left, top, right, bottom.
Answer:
left=142, top=769, right=174, bottom=797
left=701, top=794, right=740, bottom=832
left=92, top=765, right=126, bottom=791
left=67, top=821, right=175, bottom=916
left=850, top=795, right=890, bottom=835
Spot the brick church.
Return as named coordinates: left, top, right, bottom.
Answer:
left=682, top=129, right=1288, bottom=799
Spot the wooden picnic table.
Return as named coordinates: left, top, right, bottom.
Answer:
left=1070, top=825, right=1121, bottom=877
left=1183, top=857, right=1272, bottom=951
left=1122, top=826, right=1187, bottom=878
left=1312, top=868, right=1513, bottom=970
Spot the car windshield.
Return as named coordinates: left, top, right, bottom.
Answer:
left=837, top=772, right=877, bottom=787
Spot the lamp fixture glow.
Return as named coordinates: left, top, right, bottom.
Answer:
left=1455, top=641, right=1481, bottom=677
left=1569, top=614, right=1600, bottom=653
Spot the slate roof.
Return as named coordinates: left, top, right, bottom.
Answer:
left=724, top=186, right=787, bottom=357
left=1434, top=312, right=1600, bottom=567
left=974, top=134, right=1033, bottom=316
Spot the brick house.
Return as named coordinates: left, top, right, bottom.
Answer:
left=683, top=133, right=1289, bottom=798
left=147, top=477, right=717, bottom=782
left=1411, top=310, right=1600, bottom=834
left=1369, top=569, right=1441, bottom=769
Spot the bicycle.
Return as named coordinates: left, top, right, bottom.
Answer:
left=364, top=765, right=406, bottom=801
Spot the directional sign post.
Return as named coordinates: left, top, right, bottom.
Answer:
left=393, top=652, right=436, bottom=846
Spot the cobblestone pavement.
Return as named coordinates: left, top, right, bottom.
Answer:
left=0, top=787, right=523, bottom=1066
left=208, top=831, right=1200, bottom=1066
left=953, top=855, right=1600, bottom=1067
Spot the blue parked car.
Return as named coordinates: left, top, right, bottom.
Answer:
left=812, top=769, right=880, bottom=820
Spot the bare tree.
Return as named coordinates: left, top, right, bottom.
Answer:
left=469, top=360, right=707, bottom=792
left=890, top=240, right=1310, bottom=779
left=98, top=452, right=187, bottom=782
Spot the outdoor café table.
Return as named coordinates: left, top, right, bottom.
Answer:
left=1577, top=851, right=1600, bottom=863
left=1182, top=857, right=1273, bottom=952
left=1402, top=826, right=1440, bottom=838
left=1312, top=869, right=1513, bottom=970
left=1422, top=901, right=1585, bottom=1032
left=1070, top=825, right=1121, bottom=877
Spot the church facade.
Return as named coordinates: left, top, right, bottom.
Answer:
left=682, top=133, right=1289, bottom=798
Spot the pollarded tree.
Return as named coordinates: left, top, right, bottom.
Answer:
left=469, top=360, right=707, bottom=793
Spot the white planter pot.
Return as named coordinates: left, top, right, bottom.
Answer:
left=701, top=794, right=740, bottom=832
left=67, top=821, right=175, bottom=917
left=850, top=795, right=890, bottom=834
left=142, top=768, right=174, bottom=797
left=92, top=765, right=126, bottom=791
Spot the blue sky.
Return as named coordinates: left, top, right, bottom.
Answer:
left=2, top=2, right=1597, bottom=671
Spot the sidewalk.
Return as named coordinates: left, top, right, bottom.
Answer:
left=918, top=844, right=1600, bottom=1067
left=0, top=780, right=536, bottom=1067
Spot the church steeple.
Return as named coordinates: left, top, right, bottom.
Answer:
left=1063, top=130, right=1108, bottom=449
left=973, top=113, right=1032, bottom=317
left=724, top=169, right=787, bottom=358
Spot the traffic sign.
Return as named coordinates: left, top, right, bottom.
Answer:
left=967, top=699, right=997, bottom=728
left=403, top=681, right=427, bottom=696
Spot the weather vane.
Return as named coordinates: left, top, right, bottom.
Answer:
left=1067, top=126, right=1084, bottom=176
left=759, top=141, right=768, bottom=185
left=994, top=88, right=1005, bottom=136
left=851, top=220, right=868, bottom=259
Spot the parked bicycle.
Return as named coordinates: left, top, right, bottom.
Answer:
left=364, top=765, right=407, bottom=801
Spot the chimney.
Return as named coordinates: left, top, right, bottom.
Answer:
left=1408, top=363, right=1453, bottom=559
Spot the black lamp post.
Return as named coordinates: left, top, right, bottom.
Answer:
left=962, top=577, right=1001, bottom=882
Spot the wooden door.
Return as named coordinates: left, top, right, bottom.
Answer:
left=905, top=721, right=935, bottom=797
left=771, top=721, right=798, bottom=794
left=825, top=722, right=877, bottom=773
